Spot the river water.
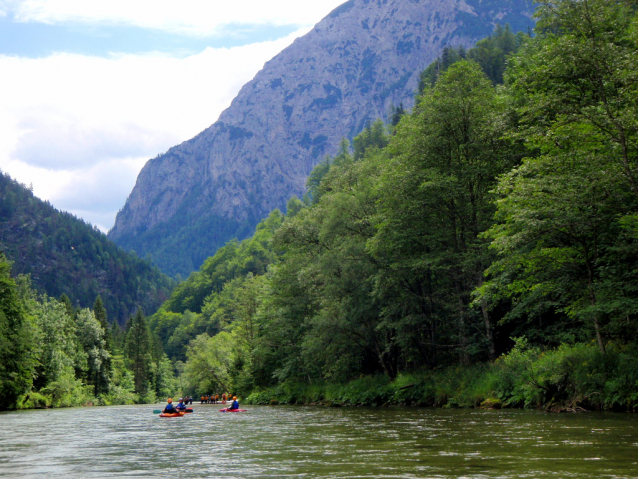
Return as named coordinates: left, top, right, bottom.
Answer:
left=1, top=404, right=637, bottom=478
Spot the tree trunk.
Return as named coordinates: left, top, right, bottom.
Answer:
left=481, top=298, right=496, bottom=361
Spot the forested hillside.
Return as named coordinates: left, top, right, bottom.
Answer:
left=149, top=0, right=638, bottom=412
left=0, top=172, right=175, bottom=324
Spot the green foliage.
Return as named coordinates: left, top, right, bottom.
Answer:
left=124, top=309, right=152, bottom=395
left=148, top=211, right=285, bottom=362
left=0, top=255, right=33, bottom=410
left=0, top=171, right=175, bottom=326
left=418, top=24, right=528, bottom=92
left=352, top=119, right=389, bottom=160
left=372, top=60, right=523, bottom=365
left=245, top=342, right=638, bottom=411
left=493, top=339, right=638, bottom=411
left=162, top=210, right=284, bottom=315
left=480, top=0, right=638, bottom=353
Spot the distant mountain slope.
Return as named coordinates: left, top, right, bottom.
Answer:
left=0, top=172, right=175, bottom=324
left=109, top=0, right=535, bottom=277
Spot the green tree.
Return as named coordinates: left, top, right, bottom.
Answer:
left=75, top=308, right=111, bottom=396
left=372, top=61, right=521, bottom=364
left=185, top=332, right=234, bottom=394
left=0, top=256, right=33, bottom=409
left=271, top=142, right=394, bottom=380
left=124, top=309, right=152, bottom=396
left=480, top=0, right=638, bottom=353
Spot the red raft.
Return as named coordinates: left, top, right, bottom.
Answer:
left=219, top=408, right=247, bottom=413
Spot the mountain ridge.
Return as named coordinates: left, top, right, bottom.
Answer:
left=109, top=0, right=535, bottom=277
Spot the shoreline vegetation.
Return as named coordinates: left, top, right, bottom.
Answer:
left=245, top=340, right=638, bottom=413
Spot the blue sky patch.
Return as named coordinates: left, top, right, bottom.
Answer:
left=0, top=17, right=301, bottom=58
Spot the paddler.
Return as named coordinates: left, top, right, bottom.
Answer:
left=229, top=396, right=240, bottom=410
left=163, top=398, right=176, bottom=413
left=176, top=398, right=187, bottom=411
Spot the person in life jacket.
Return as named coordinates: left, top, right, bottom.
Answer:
left=222, top=393, right=227, bottom=404
left=163, top=398, right=176, bottom=413
left=229, top=396, right=239, bottom=410
left=176, top=398, right=187, bottom=411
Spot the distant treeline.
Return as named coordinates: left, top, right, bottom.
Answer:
left=146, top=0, right=638, bottom=411
left=0, top=171, right=176, bottom=324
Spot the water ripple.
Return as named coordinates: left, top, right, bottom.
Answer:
left=1, top=405, right=638, bottom=478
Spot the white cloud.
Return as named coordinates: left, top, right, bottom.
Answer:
left=0, top=28, right=309, bottom=231
left=14, top=116, right=179, bottom=170
left=10, top=0, right=346, bottom=36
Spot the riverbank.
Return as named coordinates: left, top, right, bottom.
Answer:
left=246, top=340, right=638, bottom=412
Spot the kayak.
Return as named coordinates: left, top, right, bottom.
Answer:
left=159, top=411, right=185, bottom=417
left=219, top=408, right=247, bottom=412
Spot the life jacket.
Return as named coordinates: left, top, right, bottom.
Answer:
left=176, top=402, right=186, bottom=410
left=231, top=400, right=239, bottom=409
left=164, top=403, right=175, bottom=412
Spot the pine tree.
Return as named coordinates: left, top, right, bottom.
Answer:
left=124, top=309, right=152, bottom=396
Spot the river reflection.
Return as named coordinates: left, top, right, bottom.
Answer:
left=1, top=405, right=637, bottom=478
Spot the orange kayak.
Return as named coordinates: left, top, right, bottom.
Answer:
left=159, top=411, right=185, bottom=417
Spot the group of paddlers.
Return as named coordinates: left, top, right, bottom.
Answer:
left=200, top=393, right=228, bottom=404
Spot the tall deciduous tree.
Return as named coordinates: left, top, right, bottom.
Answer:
left=372, top=60, right=521, bottom=364
left=76, top=308, right=111, bottom=396
left=480, top=0, right=638, bottom=353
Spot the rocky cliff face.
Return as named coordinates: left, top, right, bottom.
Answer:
left=109, top=0, right=535, bottom=277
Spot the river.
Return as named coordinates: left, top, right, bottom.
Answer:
left=1, top=404, right=637, bottom=478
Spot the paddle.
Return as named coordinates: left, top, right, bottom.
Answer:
left=153, top=408, right=193, bottom=414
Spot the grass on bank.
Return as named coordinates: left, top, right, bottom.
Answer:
left=246, top=340, right=638, bottom=412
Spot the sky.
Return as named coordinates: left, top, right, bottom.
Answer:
left=0, top=0, right=345, bottom=231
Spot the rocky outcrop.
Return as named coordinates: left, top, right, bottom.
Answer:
left=109, top=0, right=535, bottom=277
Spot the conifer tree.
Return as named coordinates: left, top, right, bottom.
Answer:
left=0, top=254, right=33, bottom=409
left=124, top=309, right=152, bottom=396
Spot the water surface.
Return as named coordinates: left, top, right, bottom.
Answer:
left=1, top=404, right=637, bottom=477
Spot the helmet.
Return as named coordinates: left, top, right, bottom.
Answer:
left=167, top=398, right=173, bottom=403
left=233, top=396, right=237, bottom=400
left=178, top=398, right=183, bottom=401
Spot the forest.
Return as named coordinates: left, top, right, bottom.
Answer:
left=2, top=0, right=638, bottom=412
left=0, top=171, right=176, bottom=324
left=0, top=254, right=178, bottom=410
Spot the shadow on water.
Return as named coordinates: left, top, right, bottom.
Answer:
left=1, top=405, right=637, bottom=478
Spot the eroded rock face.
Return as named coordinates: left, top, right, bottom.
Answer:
left=109, top=0, right=535, bottom=277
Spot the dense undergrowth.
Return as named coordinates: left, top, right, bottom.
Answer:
left=246, top=341, right=638, bottom=412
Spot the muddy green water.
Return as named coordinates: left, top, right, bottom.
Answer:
left=1, top=405, right=637, bottom=478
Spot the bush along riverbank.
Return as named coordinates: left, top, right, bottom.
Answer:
left=246, top=340, right=638, bottom=412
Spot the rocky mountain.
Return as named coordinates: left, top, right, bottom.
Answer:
left=109, top=0, right=535, bottom=277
